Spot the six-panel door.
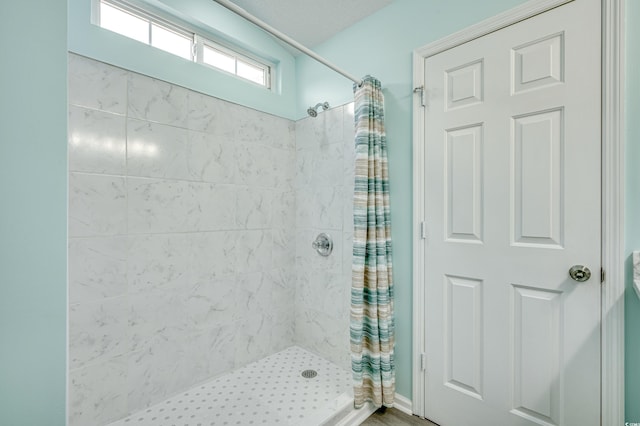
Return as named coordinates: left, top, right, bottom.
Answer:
left=422, top=1, right=601, bottom=425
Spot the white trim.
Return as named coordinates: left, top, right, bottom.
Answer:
left=198, top=37, right=273, bottom=89
left=411, top=37, right=426, bottom=416
left=393, top=393, right=413, bottom=416
left=411, top=0, right=625, bottom=423
left=634, top=251, right=640, bottom=299
left=328, top=395, right=411, bottom=426
left=413, top=0, right=572, bottom=60
left=328, top=402, right=377, bottom=426
left=600, top=0, right=625, bottom=424
left=101, top=0, right=194, bottom=40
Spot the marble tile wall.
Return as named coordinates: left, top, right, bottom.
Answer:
left=293, top=104, right=355, bottom=371
left=67, top=54, right=296, bottom=426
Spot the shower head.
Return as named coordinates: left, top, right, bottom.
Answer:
left=307, top=101, right=330, bottom=117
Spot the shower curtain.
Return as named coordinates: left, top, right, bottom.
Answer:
left=350, top=76, right=395, bottom=409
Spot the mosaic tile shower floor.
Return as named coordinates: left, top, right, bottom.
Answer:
left=109, top=346, right=352, bottom=426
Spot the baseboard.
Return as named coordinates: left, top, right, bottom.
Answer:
left=393, top=393, right=412, bottom=416
left=326, top=393, right=411, bottom=425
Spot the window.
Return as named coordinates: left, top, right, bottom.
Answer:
left=203, top=45, right=235, bottom=74
left=96, top=0, right=272, bottom=88
left=150, top=24, right=192, bottom=60
left=100, top=1, right=148, bottom=43
left=200, top=41, right=270, bottom=87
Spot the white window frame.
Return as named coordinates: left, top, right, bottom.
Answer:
left=93, top=0, right=273, bottom=90
left=149, top=22, right=194, bottom=61
left=195, top=35, right=272, bottom=89
left=98, top=0, right=194, bottom=58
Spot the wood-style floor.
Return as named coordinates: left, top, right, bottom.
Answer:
left=361, top=408, right=439, bottom=426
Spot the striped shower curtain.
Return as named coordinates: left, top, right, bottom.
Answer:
left=350, top=76, right=395, bottom=409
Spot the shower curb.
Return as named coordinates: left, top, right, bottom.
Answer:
left=324, top=400, right=377, bottom=426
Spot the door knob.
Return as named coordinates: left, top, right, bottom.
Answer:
left=569, top=265, right=591, bottom=282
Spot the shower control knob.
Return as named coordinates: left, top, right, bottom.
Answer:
left=312, top=233, right=333, bottom=257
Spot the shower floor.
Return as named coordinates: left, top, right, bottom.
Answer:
left=108, top=346, right=353, bottom=426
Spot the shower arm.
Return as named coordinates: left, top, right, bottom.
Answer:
left=306, top=101, right=330, bottom=117
left=312, top=102, right=329, bottom=112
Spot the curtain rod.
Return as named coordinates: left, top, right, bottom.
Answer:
left=212, top=0, right=364, bottom=86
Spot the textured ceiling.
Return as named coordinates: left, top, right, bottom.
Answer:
left=227, top=0, right=394, bottom=48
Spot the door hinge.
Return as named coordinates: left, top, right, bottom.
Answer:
left=420, top=353, right=426, bottom=371
left=414, top=86, right=425, bottom=107
left=420, top=221, right=426, bottom=240
left=601, top=267, right=605, bottom=283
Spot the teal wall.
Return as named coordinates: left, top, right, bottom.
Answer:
left=68, top=0, right=299, bottom=119
left=0, top=0, right=633, bottom=422
left=625, top=0, right=640, bottom=421
left=296, top=0, right=529, bottom=398
left=298, top=0, right=640, bottom=406
left=0, top=1, right=68, bottom=425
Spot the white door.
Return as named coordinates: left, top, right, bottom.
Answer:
left=421, top=1, right=601, bottom=425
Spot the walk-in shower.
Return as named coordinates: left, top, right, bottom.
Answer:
left=67, top=54, right=360, bottom=426
left=67, top=0, right=376, bottom=424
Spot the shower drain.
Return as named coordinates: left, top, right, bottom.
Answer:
left=301, top=369, right=318, bottom=379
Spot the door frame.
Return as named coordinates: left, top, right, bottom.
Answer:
left=411, top=0, right=626, bottom=424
